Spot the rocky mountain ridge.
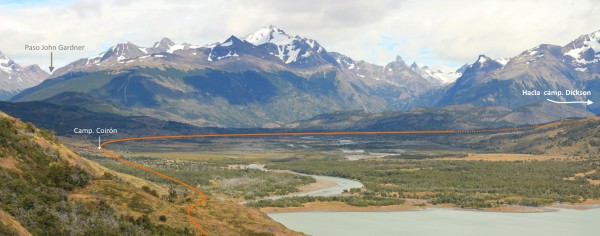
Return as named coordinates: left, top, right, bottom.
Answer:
left=0, top=51, right=48, bottom=100
left=9, top=27, right=600, bottom=127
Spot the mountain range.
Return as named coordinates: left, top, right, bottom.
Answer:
left=6, top=26, right=600, bottom=127
left=10, top=26, right=447, bottom=127
left=439, top=31, right=600, bottom=114
left=0, top=51, right=48, bottom=101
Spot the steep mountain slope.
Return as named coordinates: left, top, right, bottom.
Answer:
left=330, top=53, right=445, bottom=110
left=0, top=100, right=218, bottom=137
left=12, top=26, right=443, bottom=127
left=14, top=68, right=388, bottom=127
left=0, top=51, right=48, bottom=101
left=439, top=30, right=600, bottom=114
left=0, top=111, right=301, bottom=235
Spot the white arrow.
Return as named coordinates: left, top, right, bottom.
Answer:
left=98, top=136, right=101, bottom=150
left=547, top=98, right=594, bottom=106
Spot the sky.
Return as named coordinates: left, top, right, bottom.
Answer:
left=1, top=0, right=599, bottom=72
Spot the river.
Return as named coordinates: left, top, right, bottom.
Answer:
left=247, top=164, right=599, bottom=235
left=268, top=207, right=600, bottom=236
left=246, top=164, right=364, bottom=200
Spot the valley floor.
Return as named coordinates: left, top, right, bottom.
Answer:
left=71, top=132, right=600, bottom=214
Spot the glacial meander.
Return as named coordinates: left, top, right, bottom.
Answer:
left=245, top=164, right=364, bottom=199
left=244, top=164, right=598, bottom=236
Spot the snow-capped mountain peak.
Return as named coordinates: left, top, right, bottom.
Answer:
left=409, top=62, right=436, bottom=81
left=221, top=35, right=240, bottom=47
left=459, top=54, right=503, bottom=79
left=236, top=26, right=330, bottom=65
left=101, top=42, right=148, bottom=61
left=1, top=51, right=12, bottom=65
left=476, top=55, right=489, bottom=64
left=151, top=38, right=197, bottom=53
left=409, top=61, right=459, bottom=84
left=564, top=30, right=600, bottom=64
left=154, top=38, right=174, bottom=48
left=470, top=55, right=503, bottom=70
left=243, top=25, right=297, bottom=46
left=0, top=51, right=18, bottom=74
left=152, top=38, right=175, bottom=51
left=0, top=51, right=49, bottom=100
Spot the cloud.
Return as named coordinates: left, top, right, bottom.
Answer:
left=392, top=0, right=600, bottom=68
left=0, top=0, right=598, bottom=71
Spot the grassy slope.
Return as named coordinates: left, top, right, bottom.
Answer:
left=0, top=111, right=301, bottom=236
left=0, top=209, right=32, bottom=236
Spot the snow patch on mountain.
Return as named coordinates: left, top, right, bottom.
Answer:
left=243, top=25, right=296, bottom=46
left=167, top=44, right=186, bottom=53
left=565, top=31, right=600, bottom=64
left=48, top=26, right=469, bottom=87
left=217, top=51, right=239, bottom=60
left=476, top=55, right=488, bottom=64
left=0, top=51, right=49, bottom=99
left=241, top=25, right=326, bottom=64
left=99, top=42, right=148, bottom=62
left=495, top=57, right=510, bottom=66
left=431, top=71, right=462, bottom=83
left=334, top=55, right=356, bottom=70
left=152, top=38, right=196, bottom=54
left=0, top=52, right=14, bottom=74
left=409, top=62, right=460, bottom=83
left=284, top=46, right=300, bottom=64
left=306, top=39, right=317, bottom=48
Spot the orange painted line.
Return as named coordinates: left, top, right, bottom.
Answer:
left=99, top=115, right=598, bottom=235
